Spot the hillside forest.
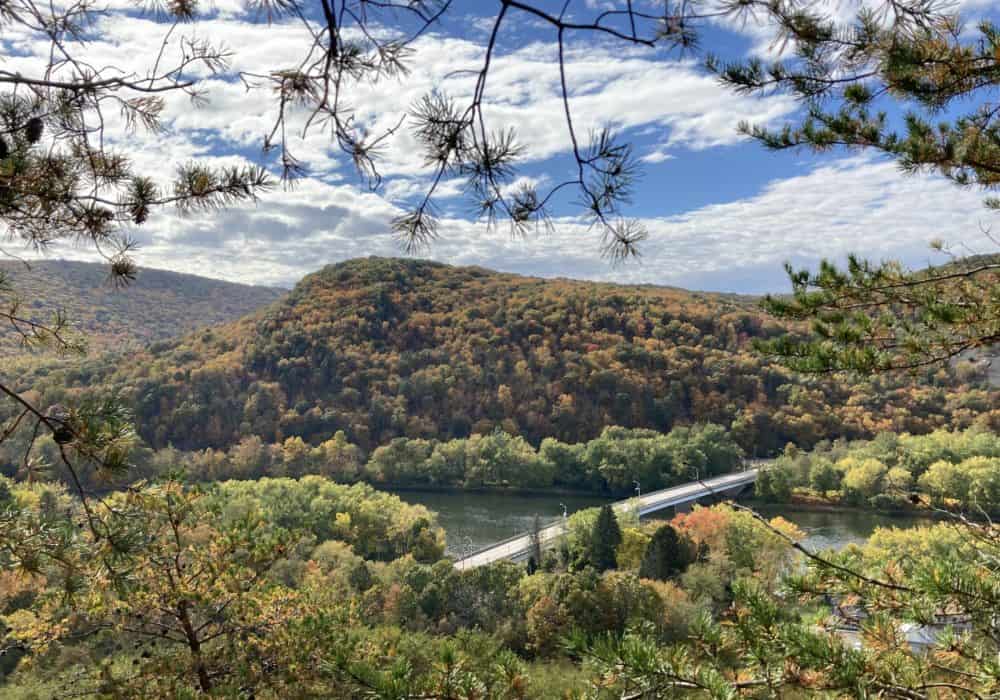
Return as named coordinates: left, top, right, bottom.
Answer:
left=4, top=258, right=996, bottom=470
left=0, top=260, right=284, bottom=354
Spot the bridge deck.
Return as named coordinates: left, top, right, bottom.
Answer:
left=455, top=469, right=758, bottom=570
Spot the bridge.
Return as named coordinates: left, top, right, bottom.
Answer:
left=455, top=468, right=759, bottom=570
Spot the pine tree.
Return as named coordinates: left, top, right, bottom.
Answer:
left=639, top=524, right=699, bottom=581
left=588, top=505, right=623, bottom=572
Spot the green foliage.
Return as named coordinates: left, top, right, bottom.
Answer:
left=587, top=505, right=623, bottom=573
left=708, top=0, right=1000, bottom=373
left=757, top=427, right=1000, bottom=513
left=809, top=458, right=841, bottom=493
left=638, top=524, right=700, bottom=581
left=710, top=0, right=1000, bottom=373
left=207, top=477, right=445, bottom=562
left=615, top=527, right=650, bottom=571
left=756, top=255, right=1000, bottom=373
left=519, top=569, right=666, bottom=657
left=0, top=474, right=453, bottom=696
left=840, top=458, right=890, bottom=506
left=2, top=420, right=747, bottom=497
left=919, top=455, right=1000, bottom=509
left=754, top=465, right=793, bottom=502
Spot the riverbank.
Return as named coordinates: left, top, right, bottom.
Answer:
left=387, top=483, right=943, bottom=521
left=382, top=483, right=615, bottom=499
left=747, top=495, right=942, bottom=521
left=387, top=483, right=945, bottom=525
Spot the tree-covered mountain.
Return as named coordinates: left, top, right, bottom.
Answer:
left=0, top=260, right=285, bottom=353
left=11, top=257, right=996, bottom=456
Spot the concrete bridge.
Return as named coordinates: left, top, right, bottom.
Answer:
left=455, top=468, right=759, bottom=570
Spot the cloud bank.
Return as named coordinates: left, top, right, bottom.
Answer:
left=4, top=5, right=994, bottom=293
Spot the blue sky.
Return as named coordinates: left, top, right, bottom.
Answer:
left=9, top=0, right=1000, bottom=292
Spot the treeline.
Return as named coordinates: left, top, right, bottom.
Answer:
left=360, top=424, right=742, bottom=492
left=0, top=475, right=444, bottom=566
left=209, top=477, right=445, bottom=562
left=0, top=424, right=745, bottom=496
left=8, top=257, right=997, bottom=457
left=756, top=427, right=1000, bottom=511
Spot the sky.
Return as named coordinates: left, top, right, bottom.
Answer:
left=7, top=0, right=1000, bottom=293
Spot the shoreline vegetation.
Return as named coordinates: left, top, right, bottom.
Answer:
left=753, top=425, right=1000, bottom=515
left=749, top=496, right=941, bottom=520
left=384, top=483, right=613, bottom=499
left=218, top=423, right=1000, bottom=524
left=4, top=422, right=747, bottom=498
left=7, top=420, right=997, bottom=521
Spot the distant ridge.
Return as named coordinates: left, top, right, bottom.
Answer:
left=12, top=256, right=993, bottom=459
left=1, top=259, right=285, bottom=352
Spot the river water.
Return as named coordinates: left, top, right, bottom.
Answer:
left=391, top=490, right=925, bottom=558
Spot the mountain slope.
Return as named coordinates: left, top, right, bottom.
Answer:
left=12, top=257, right=997, bottom=455
left=1, top=260, right=285, bottom=352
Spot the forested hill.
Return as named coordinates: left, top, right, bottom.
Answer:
left=15, top=257, right=997, bottom=455
left=0, top=260, right=285, bottom=352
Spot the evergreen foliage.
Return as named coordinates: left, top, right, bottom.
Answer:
left=587, top=505, right=622, bottom=572
left=638, top=524, right=700, bottom=581
left=710, top=0, right=1000, bottom=371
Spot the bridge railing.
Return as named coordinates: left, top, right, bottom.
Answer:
left=454, top=518, right=565, bottom=563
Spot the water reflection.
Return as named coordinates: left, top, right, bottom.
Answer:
left=755, top=506, right=925, bottom=552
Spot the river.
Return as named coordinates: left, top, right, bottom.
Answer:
left=391, top=490, right=925, bottom=558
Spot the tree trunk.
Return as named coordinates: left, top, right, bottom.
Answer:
left=178, top=599, right=212, bottom=693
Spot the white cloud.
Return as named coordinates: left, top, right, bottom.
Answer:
left=31, top=153, right=997, bottom=295
left=640, top=147, right=675, bottom=164
left=1, top=13, right=798, bottom=182
left=6, top=5, right=995, bottom=295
